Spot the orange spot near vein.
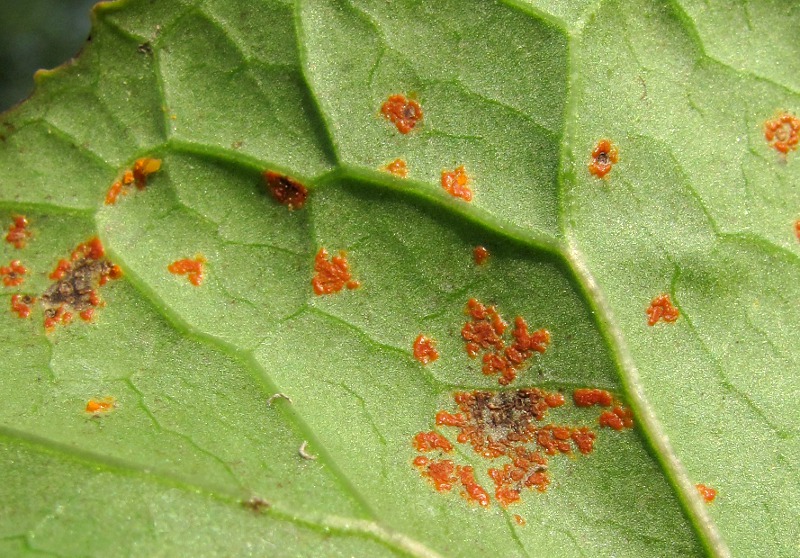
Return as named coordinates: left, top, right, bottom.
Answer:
left=5, top=215, right=31, bottom=249
left=573, top=388, right=613, bottom=407
left=598, top=406, right=634, bottom=430
left=85, top=396, right=116, bottom=414
left=461, top=299, right=550, bottom=386
left=263, top=170, right=308, bottom=210
left=764, top=113, right=800, bottom=154
left=696, top=483, right=717, bottom=504
left=10, top=294, right=35, bottom=319
left=105, top=158, right=161, bottom=205
left=311, top=248, right=359, bottom=295
left=168, top=256, right=206, bottom=286
left=381, top=94, right=422, bottom=134
left=588, top=139, right=619, bottom=178
left=0, top=260, right=27, bottom=287
left=441, top=166, right=472, bottom=202
left=473, top=246, right=489, bottom=265
left=385, top=159, right=408, bottom=178
left=413, top=335, right=439, bottom=364
left=646, top=294, right=679, bottom=325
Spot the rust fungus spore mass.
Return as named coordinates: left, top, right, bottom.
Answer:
left=588, top=139, right=619, bottom=178
left=764, top=113, right=800, bottom=154
left=263, top=170, right=308, bottom=210
left=85, top=397, right=116, bottom=415
left=312, top=248, right=359, bottom=295
left=696, top=483, right=717, bottom=504
left=461, top=298, right=550, bottom=385
left=42, top=237, right=122, bottom=330
left=380, top=94, right=422, bottom=134
left=413, top=335, right=439, bottom=364
left=646, top=294, right=679, bottom=325
left=10, top=294, right=34, bottom=319
left=0, top=260, right=27, bottom=287
left=385, top=159, right=408, bottom=178
left=168, top=256, right=206, bottom=286
left=573, top=388, right=613, bottom=407
left=105, top=157, right=161, bottom=205
left=473, top=246, right=489, bottom=265
left=413, top=387, right=634, bottom=508
left=441, top=166, right=473, bottom=202
left=5, top=215, right=31, bottom=249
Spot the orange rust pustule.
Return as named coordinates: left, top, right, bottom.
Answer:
left=571, top=427, right=596, bottom=454
left=10, top=294, right=34, bottom=318
left=696, top=483, right=717, bottom=503
left=646, top=294, right=679, bottom=326
left=573, top=388, right=613, bottom=407
left=385, top=159, right=408, bottom=178
left=5, top=216, right=31, bottom=249
left=461, top=299, right=550, bottom=386
left=441, top=166, right=473, bottom=202
left=311, top=248, right=359, bottom=295
left=794, top=219, right=800, bottom=242
left=599, top=406, right=634, bottom=430
left=263, top=170, right=308, bottom=210
left=0, top=260, right=27, bottom=287
left=764, top=113, right=800, bottom=154
left=514, top=514, right=526, bottom=526
left=381, top=94, right=422, bottom=134
left=42, top=237, right=121, bottom=331
left=536, top=425, right=575, bottom=455
left=415, top=458, right=457, bottom=492
left=473, top=246, right=489, bottom=265
left=588, top=139, right=619, bottom=178
left=488, top=446, right=550, bottom=507
left=413, top=431, right=453, bottom=453
left=105, top=158, right=161, bottom=205
left=457, top=465, right=490, bottom=507
left=413, top=335, right=439, bottom=364
left=168, top=256, right=206, bottom=286
left=85, top=397, right=116, bottom=414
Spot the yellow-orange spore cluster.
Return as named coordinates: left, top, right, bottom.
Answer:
left=696, top=483, right=717, bottom=504
left=385, top=159, right=408, bottom=178
left=263, top=171, right=308, bottom=210
left=5, top=215, right=31, bottom=249
left=473, top=246, right=489, bottom=265
left=646, top=294, right=679, bottom=326
left=168, top=255, right=206, bottom=286
left=381, top=94, right=422, bottom=134
left=413, top=335, right=439, bottom=364
left=764, top=113, right=800, bottom=154
left=0, top=260, right=27, bottom=287
left=461, top=298, right=550, bottom=385
left=413, top=386, right=635, bottom=509
left=10, top=294, right=35, bottom=319
left=441, top=166, right=473, bottom=202
left=42, top=237, right=122, bottom=330
left=85, top=397, right=116, bottom=415
left=311, top=248, right=359, bottom=295
left=588, top=139, right=619, bottom=178
left=105, top=158, right=162, bottom=205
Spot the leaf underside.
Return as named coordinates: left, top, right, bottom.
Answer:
left=0, top=0, right=798, bottom=557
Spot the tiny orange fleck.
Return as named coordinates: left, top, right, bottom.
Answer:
left=413, top=335, right=439, bottom=364
left=263, top=170, right=308, bottom=210
left=794, top=219, right=800, bottom=242
left=85, top=396, right=116, bottom=414
left=696, top=483, right=717, bottom=503
left=646, top=294, right=679, bottom=326
left=473, top=246, right=489, bottom=265
left=441, top=166, right=472, bottom=202
left=380, top=94, right=422, bottom=134
left=764, top=113, right=800, bottom=154
left=513, top=514, right=526, bottom=526
left=168, top=255, right=206, bottom=286
left=10, top=294, right=34, bottom=319
left=385, top=158, right=409, bottom=178
left=0, top=260, right=27, bottom=287
left=106, top=158, right=161, bottom=205
left=588, top=139, right=619, bottom=178
left=5, top=215, right=31, bottom=249
left=311, top=248, right=358, bottom=295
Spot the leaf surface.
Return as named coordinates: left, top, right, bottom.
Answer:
left=0, top=0, right=798, bottom=556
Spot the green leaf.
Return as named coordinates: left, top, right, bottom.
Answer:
left=1, top=0, right=797, bottom=556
